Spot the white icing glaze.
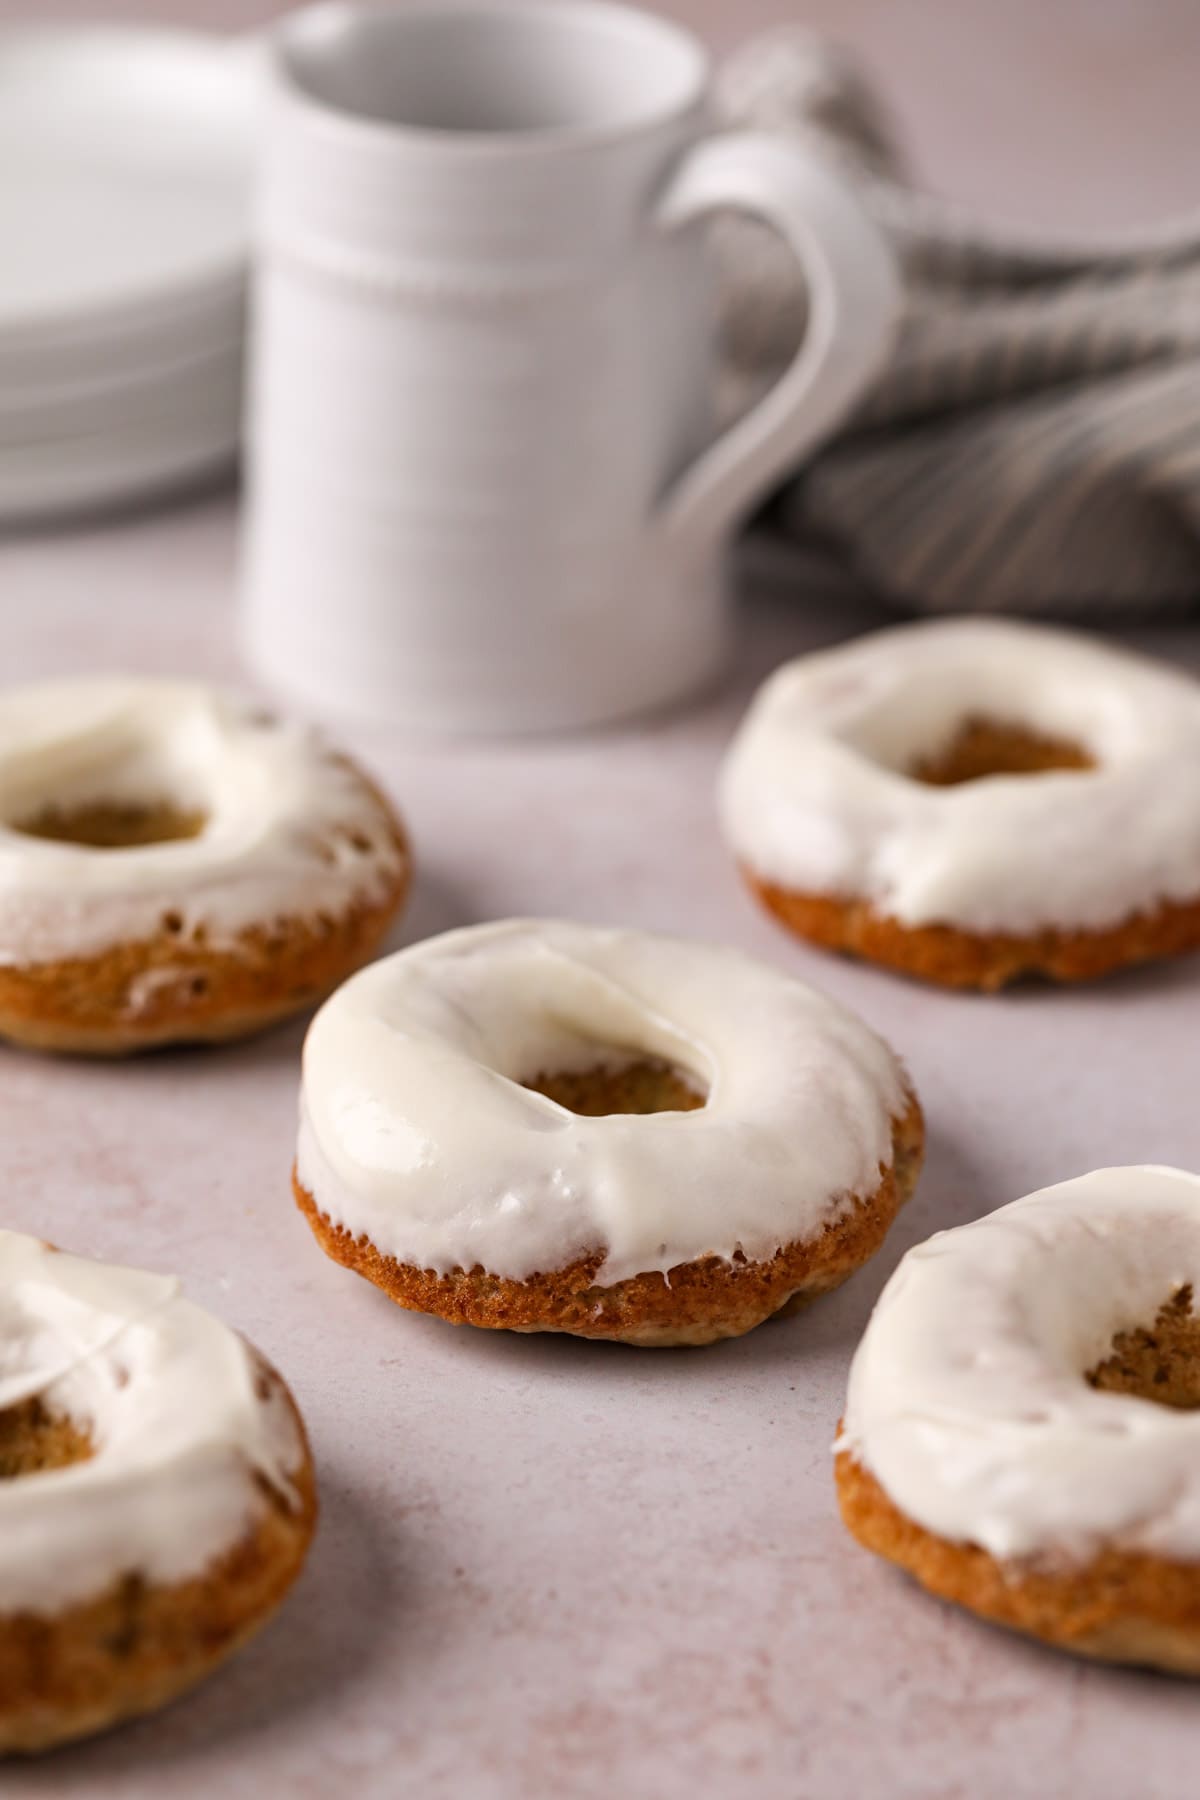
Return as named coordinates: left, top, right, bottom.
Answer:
left=297, top=918, right=911, bottom=1285
left=840, top=1167, right=1200, bottom=1566
left=0, top=676, right=405, bottom=965
left=0, top=1231, right=306, bottom=1616
left=718, top=620, right=1200, bottom=934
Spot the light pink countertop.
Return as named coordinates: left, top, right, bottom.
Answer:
left=2, top=505, right=1200, bottom=1800
left=4, top=3, right=1200, bottom=1795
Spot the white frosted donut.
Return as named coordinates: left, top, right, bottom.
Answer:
left=0, top=1230, right=316, bottom=1751
left=719, top=620, right=1200, bottom=981
left=0, top=676, right=409, bottom=1050
left=0, top=1231, right=309, bottom=1616
left=842, top=1166, right=1200, bottom=1563
left=294, top=919, right=922, bottom=1344
left=0, top=676, right=405, bottom=961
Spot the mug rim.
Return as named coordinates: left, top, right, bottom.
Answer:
left=271, top=0, right=711, bottom=157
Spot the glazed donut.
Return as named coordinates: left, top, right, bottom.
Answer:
left=719, top=619, right=1200, bottom=989
left=293, top=919, right=923, bottom=1347
left=0, top=1231, right=316, bottom=1753
left=0, top=676, right=409, bottom=1052
left=836, top=1167, right=1200, bottom=1674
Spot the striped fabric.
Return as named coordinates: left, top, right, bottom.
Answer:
left=714, top=31, right=1200, bottom=617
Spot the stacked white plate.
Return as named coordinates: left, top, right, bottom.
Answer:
left=0, top=24, right=255, bottom=523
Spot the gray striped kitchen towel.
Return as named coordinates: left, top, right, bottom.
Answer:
left=714, top=30, right=1200, bottom=617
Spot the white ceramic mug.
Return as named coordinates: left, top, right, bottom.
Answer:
left=243, top=0, right=900, bottom=733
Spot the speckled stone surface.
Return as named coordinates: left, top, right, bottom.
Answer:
left=4, top=1, right=1200, bottom=1791
left=0, top=501, right=1199, bottom=1799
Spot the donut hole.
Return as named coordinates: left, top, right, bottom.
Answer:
left=914, top=716, right=1094, bottom=786
left=14, top=799, right=207, bottom=848
left=1086, top=1285, right=1200, bottom=1411
left=525, top=1057, right=707, bottom=1116
left=0, top=1396, right=93, bottom=1478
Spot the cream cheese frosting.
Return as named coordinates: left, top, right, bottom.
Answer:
left=296, top=918, right=912, bottom=1285
left=0, top=675, right=405, bottom=964
left=840, top=1167, right=1200, bottom=1566
left=0, top=1231, right=307, bottom=1617
left=718, top=620, right=1200, bottom=934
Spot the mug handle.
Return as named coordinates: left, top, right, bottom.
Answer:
left=654, top=133, right=900, bottom=552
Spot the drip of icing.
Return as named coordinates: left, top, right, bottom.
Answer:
left=0, top=676, right=405, bottom=964
left=840, top=1167, right=1200, bottom=1565
left=297, top=918, right=911, bottom=1285
left=718, top=619, right=1200, bottom=934
left=0, top=1232, right=306, bottom=1616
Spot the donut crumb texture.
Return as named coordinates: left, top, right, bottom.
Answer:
left=1087, top=1284, right=1200, bottom=1410
left=15, top=801, right=207, bottom=849
left=913, top=716, right=1094, bottom=786
left=0, top=1400, right=92, bottom=1480
left=748, top=876, right=1200, bottom=991
left=524, top=1058, right=706, bottom=1116
left=294, top=1092, right=924, bottom=1347
left=836, top=1443, right=1200, bottom=1675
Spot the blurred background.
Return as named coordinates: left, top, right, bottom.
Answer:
left=6, top=0, right=1197, bottom=231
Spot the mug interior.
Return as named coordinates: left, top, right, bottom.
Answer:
left=279, top=0, right=708, bottom=141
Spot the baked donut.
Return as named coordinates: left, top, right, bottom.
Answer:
left=0, top=676, right=409, bottom=1051
left=836, top=1166, right=1200, bottom=1674
left=0, top=1231, right=316, bottom=1753
left=719, top=619, right=1200, bottom=989
left=293, top=919, right=923, bottom=1346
